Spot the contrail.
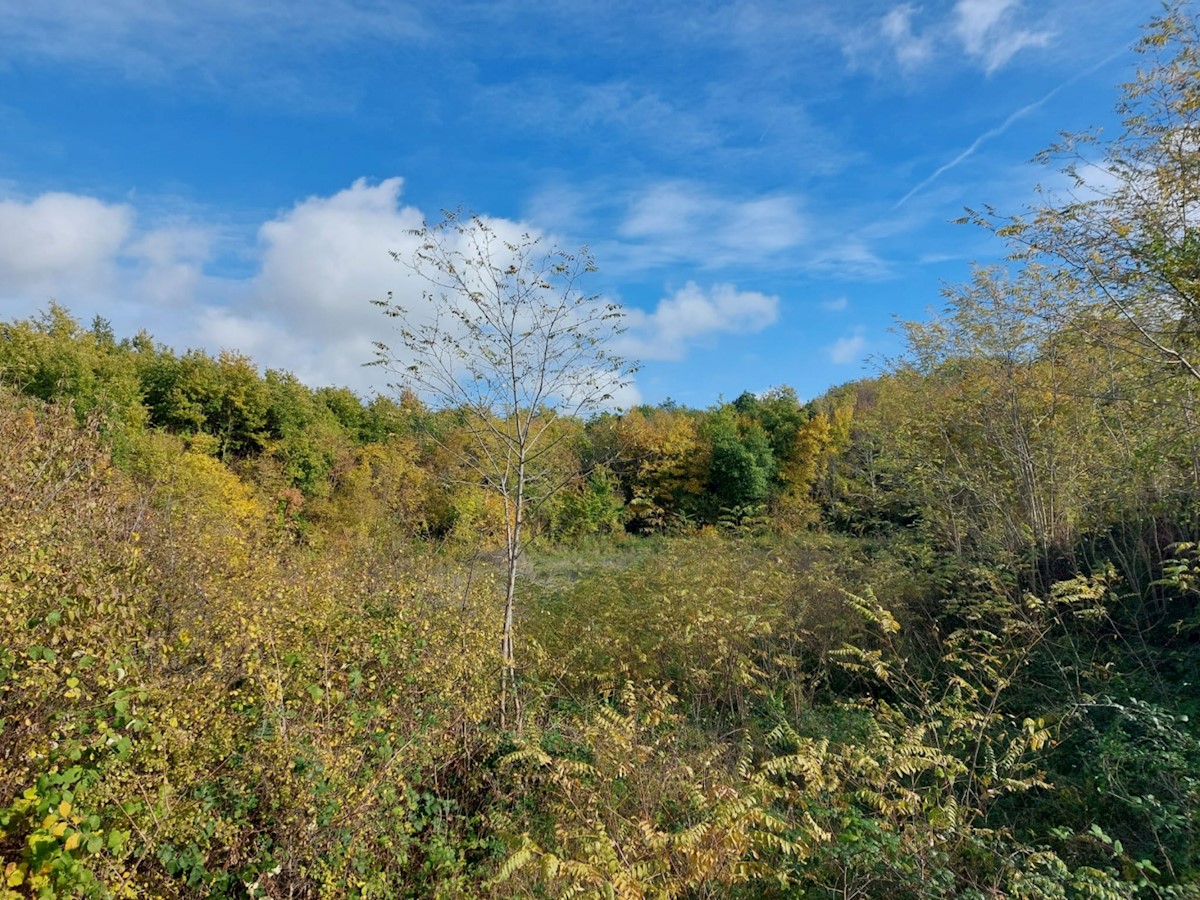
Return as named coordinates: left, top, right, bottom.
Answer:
left=894, top=46, right=1127, bottom=209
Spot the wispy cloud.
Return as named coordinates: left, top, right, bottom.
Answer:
left=0, top=1, right=426, bottom=67
left=0, top=0, right=426, bottom=109
left=604, top=180, right=808, bottom=272
left=952, top=0, right=1051, bottom=73
left=822, top=295, right=849, bottom=311
left=806, top=238, right=890, bottom=281
left=880, top=3, right=935, bottom=70
left=894, top=44, right=1126, bottom=208
left=532, top=176, right=889, bottom=283
left=617, top=282, right=780, bottom=362
left=851, top=0, right=1055, bottom=78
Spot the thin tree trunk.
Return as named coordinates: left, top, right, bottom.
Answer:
left=500, top=546, right=519, bottom=729
left=500, top=458, right=525, bottom=732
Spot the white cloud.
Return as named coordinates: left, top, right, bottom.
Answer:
left=952, top=0, right=1052, bottom=73
left=880, top=4, right=933, bottom=69
left=954, top=0, right=1015, bottom=52
left=917, top=252, right=961, bottom=265
left=169, top=179, right=639, bottom=397
left=215, top=178, right=549, bottom=391
left=807, top=238, right=890, bottom=280
left=827, top=328, right=866, bottom=365
left=127, top=225, right=214, bottom=306
left=1035, top=157, right=1125, bottom=204
left=0, top=193, right=132, bottom=296
left=0, top=183, right=407, bottom=390
left=822, top=295, right=849, bottom=311
left=242, top=184, right=786, bottom=389
left=0, top=179, right=782, bottom=399
left=0, top=190, right=226, bottom=335
left=554, top=365, right=644, bottom=413
left=531, top=177, right=886, bottom=282
left=605, top=378, right=644, bottom=411
left=618, top=281, right=780, bottom=362
left=253, top=177, right=424, bottom=343
left=0, top=1, right=425, bottom=81
left=611, top=181, right=807, bottom=271
left=848, top=0, right=1053, bottom=77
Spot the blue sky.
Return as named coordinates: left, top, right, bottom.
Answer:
left=0, top=0, right=1155, bottom=407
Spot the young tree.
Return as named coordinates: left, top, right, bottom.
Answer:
left=371, top=210, right=633, bottom=727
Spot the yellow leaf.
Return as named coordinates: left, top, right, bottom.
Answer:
left=6, top=862, right=25, bottom=887
left=58, top=801, right=71, bottom=819
left=64, top=833, right=81, bottom=852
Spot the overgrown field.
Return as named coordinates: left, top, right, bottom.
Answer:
left=1, top=388, right=1197, bottom=898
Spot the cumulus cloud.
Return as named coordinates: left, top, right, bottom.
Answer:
left=618, top=281, right=780, bottom=362
left=127, top=225, right=214, bottom=306
left=0, top=193, right=132, bottom=296
left=0, top=179, right=782, bottom=400
left=231, top=178, right=567, bottom=390
left=604, top=378, right=644, bottom=410
left=242, top=183, right=784, bottom=391
left=0, top=185, right=371, bottom=385
left=0, top=179, right=594, bottom=396
left=827, top=328, right=866, bottom=365
left=253, top=177, right=424, bottom=342
left=0, top=190, right=224, bottom=343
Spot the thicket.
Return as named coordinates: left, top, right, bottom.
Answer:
left=3, top=6, right=1200, bottom=897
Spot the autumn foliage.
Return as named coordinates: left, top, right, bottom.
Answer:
left=4, top=8, right=1200, bottom=896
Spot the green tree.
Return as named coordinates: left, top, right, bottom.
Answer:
left=261, top=370, right=353, bottom=498
left=732, top=385, right=809, bottom=463
left=0, top=304, right=146, bottom=434
left=703, top=406, right=776, bottom=519
left=141, top=349, right=270, bottom=460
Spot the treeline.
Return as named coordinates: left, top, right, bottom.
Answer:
left=0, top=303, right=856, bottom=543
left=4, top=294, right=1198, bottom=588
